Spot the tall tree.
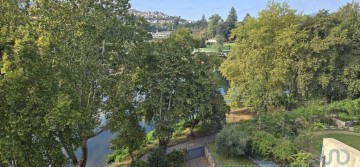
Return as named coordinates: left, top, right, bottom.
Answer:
left=0, top=1, right=66, bottom=166
left=1, top=0, right=148, bottom=166
left=200, top=14, right=208, bottom=29
left=226, top=7, right=238, bottom=29
left=182, top=53, right=228, bottom=137
left=208, top=14, right=222, bottom=38
left=220, top=2, right=304, bottom=111
left=137, top=29, right=201, bottom=151
left=121, top=28, right=228, bottom=152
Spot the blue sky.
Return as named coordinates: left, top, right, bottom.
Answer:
left=130, top=0, right=359, bottom=21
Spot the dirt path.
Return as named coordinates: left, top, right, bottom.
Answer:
left=140, top=134, right=216, bottom=161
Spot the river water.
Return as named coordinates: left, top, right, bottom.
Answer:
left=67, top=122, right=153, bottom=167
left=69, top=88, right=225, bottom=166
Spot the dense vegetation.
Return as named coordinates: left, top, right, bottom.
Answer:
left=221, top=2, right=360, bottom=111
left=0, top=0, right=227, bottom=166
left=215, top=97, right=360, bottom=166
left=1, top=0, right=360, bottom=167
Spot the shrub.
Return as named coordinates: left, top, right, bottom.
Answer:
left=130, top=159, right=149, bottom=167
left=290, top=151, right=314, bottom=167
left=272, top=139, right=297, bottom=164
left=148, top=148, right=168, bottom=167
left=146, top=130, right=156, bottom=142
left=216, top=124, right=250, bottom=157
left=167, top=150, right=185, bottom=167
left=107, top=148, right=128, bottom=163
left=251, top=131, right=277, bottom=158
left=173, top=121, right=186, bottom=137
left=251, top=113, right=296, bottom=138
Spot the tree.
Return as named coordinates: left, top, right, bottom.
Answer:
left=220, top=2, right=304, bottom=111
left=124, top=28, right=227, bottom=152
left=226, top=7, right=238, bottom=29
left=216, top=22, right=232, bottom=41
left=0, top=1, right=66, bottom=166
left=1, top=0, right=149, bottom=166
left=181, top=53, right=227, bottom=137
left=128, top=28, right=201, bottom=151
left=200, top=14, right=208, bottom=29
left=207, top=14, right=222, bottom=38
left=243, top=13, right=252, bottom=23
left=110, top=114, right=146, bottom=161
left=104, top=61, right=148, bottom=162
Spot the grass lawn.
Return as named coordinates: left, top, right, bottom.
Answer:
left=223, top=43, right=235, bottom=50
left=207, top=143, right=258, bottom=166
left=307, top=133, right=360, bottom=156
left=319, top=134, right=360, bottom=151
left=354, top=125, right=360, bottom=130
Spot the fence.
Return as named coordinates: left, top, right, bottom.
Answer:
left=186, top=146, right=205, bottom=161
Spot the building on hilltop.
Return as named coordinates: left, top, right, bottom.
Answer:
left=151, top=31, right=172, bottom=39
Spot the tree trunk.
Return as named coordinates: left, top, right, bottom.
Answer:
left=190, top=126, right=195, bottom=138
left=129, top=151, right=134, bottom=161
left=79, top=139, right=88, bottom=167
left=158, top=139, right=168, bottom=153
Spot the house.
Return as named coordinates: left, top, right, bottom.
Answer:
left=151, top=31, right=172, bottom=39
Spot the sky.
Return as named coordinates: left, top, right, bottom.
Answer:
left=130, top=0, right=359, bottom=21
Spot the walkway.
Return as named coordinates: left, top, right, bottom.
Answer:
left=185, top=157, right=210, bottom=167
left=140, top=134, right=216, bottom=161
left=249, top=157, right=278, bottom=167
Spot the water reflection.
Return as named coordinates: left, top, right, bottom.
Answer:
left=66, top=122, right=153, bottom=167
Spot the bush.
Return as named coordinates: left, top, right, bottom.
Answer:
left=290, top=151, right=314, bottom=167
left=251, top=131, right=277, bottom=158
left=106, top=148, right=128, bottom=163
left=272, top=139, right=297, bottom=164
left=148, top=148, right=168, bottom=167
left=146, top=130, right=156, bottom=144
left=130, top=159, right=149, bottom=167
left=216, top=124, right=250, bottom=157
left=251, top=113, right=296, bottom=138
left=167, top=150, right=185, bottom=167
left=173, top=121, right=186, bottom=137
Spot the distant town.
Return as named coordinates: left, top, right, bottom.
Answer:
left=129, top=9, right=193, bottom=25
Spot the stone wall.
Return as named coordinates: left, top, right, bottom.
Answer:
left=320, top=138, right=360, bottom=167
left=332, top=118, right=347, bottom=128
left=204, top=145, right=220, bottom=167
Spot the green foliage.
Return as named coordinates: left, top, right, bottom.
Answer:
left=148, top=149, right=169, bottom=167
left=130, top=159, right=149, bottom=167
left=110, top=115, right=146, bottom=160
left=147, top=149, right=184, bottom=167
left=107, top=149, right=128, bottom=163
left=290, top=151, right=314, bottom=167
left=216, top=124, right=250, bottom=157
left=167, top=150, right=185, bottom=167
left=272, top=139, right=297, bottom=164
left=221, top=1, right=360, bottom=110
left=146, top=130, right=156, bottom=143
left=122, top=28, right=228, bottom=150
left=221, top=2, right=303, bottom=111
left=1, top=0, right=149, bottom=166
left=251, top=131, right=277, bottom=158
left=251, top=113, right=297, bottom=138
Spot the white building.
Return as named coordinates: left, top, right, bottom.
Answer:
left=151, top=31, right=172, bottom=39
